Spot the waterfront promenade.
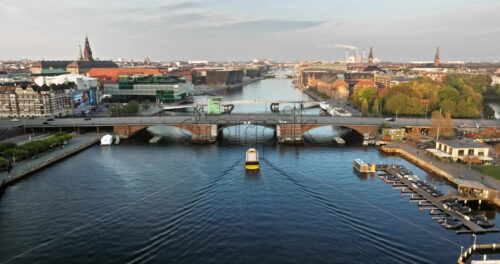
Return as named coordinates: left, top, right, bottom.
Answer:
left=384, top=142, right=500, bottom=201
left=0, top=134, right=100, bottom=196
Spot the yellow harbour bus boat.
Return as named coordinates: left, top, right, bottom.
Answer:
left=245, top=148, right=260, bottom=170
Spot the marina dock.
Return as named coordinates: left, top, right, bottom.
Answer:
left=377, top=164, right=499, bottom=235
left=458, top=241, right=500, bottom=263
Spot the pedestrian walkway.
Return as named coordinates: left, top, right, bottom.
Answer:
left=400, top=142, right=500, bottom=193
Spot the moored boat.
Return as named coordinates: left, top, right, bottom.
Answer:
left=245, top=148, right=260, bottom=170
left=477, top=217, right=495, bottom=228
left=101, top=134, right=113, bottom=146
left=353, top=159, right=375, bottom=173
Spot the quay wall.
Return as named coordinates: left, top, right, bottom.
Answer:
left=380, top=146, right=500, bottom=207
left=0, top=137, right=100, bottom=198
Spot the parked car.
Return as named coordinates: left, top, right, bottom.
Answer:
left=42, top=121, right=49, bottom=124
left=84, top=117, right=91, bottom=121
left=46, top=118, right=55, bottom=121
left=11, top=118, right=19, bottom=122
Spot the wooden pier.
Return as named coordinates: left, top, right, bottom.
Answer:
left=381, top=167, right=499, bottom=235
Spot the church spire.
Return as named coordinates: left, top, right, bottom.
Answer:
left=368, top=46, right=374, bottom=66
left=78, top=44, right=83, bottom=61
left=83, top=34, right=94, bottom=61
left=434, top=47, right=440, bottom=67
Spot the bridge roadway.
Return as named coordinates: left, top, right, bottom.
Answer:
left=1, top=115, right=499, bottom=129
left=163, top=100, right=319, bottom=110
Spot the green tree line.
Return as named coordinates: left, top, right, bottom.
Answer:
left=351, top=74, right=495, bottom=118
left=109, top=100, right=140, bottom=116
left=2, top=132, right=72, bottom=160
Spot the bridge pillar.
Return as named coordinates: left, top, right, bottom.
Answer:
left=113, top=125, right=148, bottom=139
left=276, top=124, right=304, bottom=144
left=184, top=124, right=217, bottom=143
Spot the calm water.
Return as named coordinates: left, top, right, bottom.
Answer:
left=198, top=76, right=318, bottom=115
left=1, top=78, right=500, bottom=264
left=486, top=100, right=500, bottom=119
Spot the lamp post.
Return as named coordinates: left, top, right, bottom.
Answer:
left=425, top=103, right=429, bottom=119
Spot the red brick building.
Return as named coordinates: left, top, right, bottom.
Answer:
left=354, top=80, right=379, bottom=92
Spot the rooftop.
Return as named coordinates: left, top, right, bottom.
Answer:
left=354, top=80, right=378, bottom=87
left=454, top=178, right=492, bottom=190
left=438, top=139, right=488, bottom=149
left=86, top=68, right=166, bottom=82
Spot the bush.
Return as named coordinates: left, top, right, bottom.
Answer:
left=378, top=122, right=389, bottom=133
left=109, top=101, right=140, bottom=116
left=2, top=132, right=72, bottom=160
left=0, top=157, right=7, bottom=167
left=0, top=141, right=17, bottom=153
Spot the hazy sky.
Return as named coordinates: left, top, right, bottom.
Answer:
left=1, top=0, right=499, bottom=62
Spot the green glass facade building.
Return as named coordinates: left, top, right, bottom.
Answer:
left=104, top=74, right=193, bottom=102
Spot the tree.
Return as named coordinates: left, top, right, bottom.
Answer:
left=351, top=87, right=378, bottom=108
left=494, top=143, right=500, bottom=159
left=408, top=128, right=421, bottom=142
left=430, top=111, right=455, bottom=139
left=372, top=98, right=380, bottom=116
left=361, top=99, right=369, bottom=116
left=483, top=105, right=496, bottom=119
left=385, top=93, right=425, bottom=115
left=143, top=99, right=151, bottom=110
left=378, top=122, right=389, bottom=133
left=0, top=141, right=17, bottom=153
left=439, top=99, right=457, bottom=116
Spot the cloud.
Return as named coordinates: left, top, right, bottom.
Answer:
left=154, top=1, right=200, bottom=12
left=212, top=19, right=327, bottom=32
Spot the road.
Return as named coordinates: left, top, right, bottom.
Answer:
left=1, top=115, right=499, bottom=129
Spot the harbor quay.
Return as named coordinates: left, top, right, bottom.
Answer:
left=0, top=134, right=101, bottom=198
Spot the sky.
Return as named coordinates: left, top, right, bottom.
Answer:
left=0, top=0, right=499, bottom=62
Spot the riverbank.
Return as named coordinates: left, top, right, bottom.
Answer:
left=380, top=143, right=500, bottom=207
left=192, top=77, right=266, bottom=95
left=0, top=135, right=101, bottom=198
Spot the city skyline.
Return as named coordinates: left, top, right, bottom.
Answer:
left=0, top=0, right=499, bottom=62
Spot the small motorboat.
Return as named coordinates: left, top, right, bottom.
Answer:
left=442, top=220, right=462, bottom=230
left=101, top=134, right=113, bottom=146
left=245, top=148, right=260, bottom=170
left=476, top=217, right=495, bottom=228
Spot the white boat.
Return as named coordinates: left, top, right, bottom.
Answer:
left=101, top=134, right=113, bottom=146
left=319, top=101, right=330, bottom=111
left=327, top=107, right=352, bottom=117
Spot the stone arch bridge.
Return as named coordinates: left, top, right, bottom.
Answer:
left=21, top=114, right=500, bottom=144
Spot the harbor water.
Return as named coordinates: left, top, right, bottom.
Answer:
left=1, top=77, right=499, bottom=264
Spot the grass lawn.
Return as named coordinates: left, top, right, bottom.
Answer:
left=472, top=166, right=500, bottom=180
